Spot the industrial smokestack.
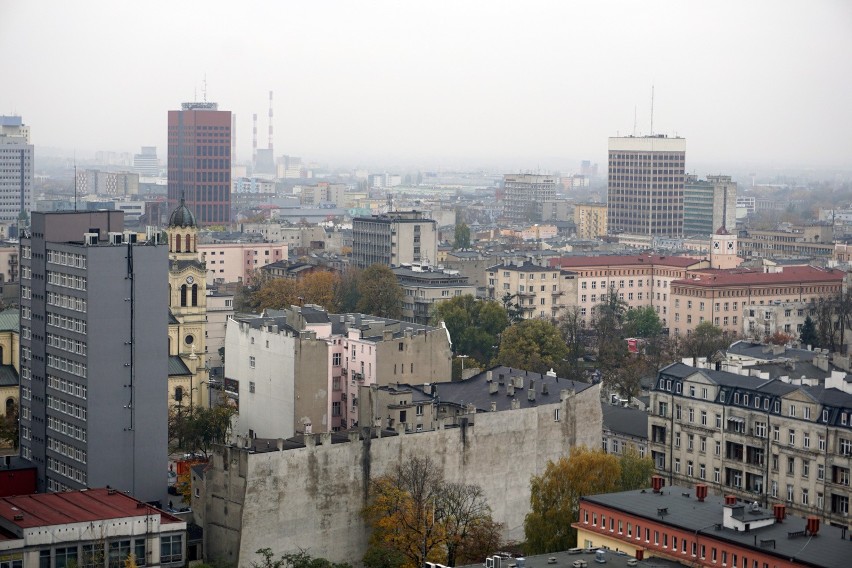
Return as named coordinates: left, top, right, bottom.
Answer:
left=268, top=90, right=274, bottom=154
left=252, top=113, right=258, bottom=168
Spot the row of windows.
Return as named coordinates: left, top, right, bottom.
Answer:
left=47, top=291, right=87, bottom=312
left=48, top=374, right=87, bottom=400
left=47, top=332, right=87, bottom=356
left=47, top=436, right=87, bottom=464
left=47, top=354, right=87, bottom=378
left=582, top=509, right=771, bottom=568
left=47, top=456, right=87, bottom=485
left=47, top=270, right=87, bottom=290
left=47, top=415, right=87, bottom=441
left=47, top=312, right=87, bottom=334
left=47, top=394, right=87, bottom=421
left=47, top=249, right=87, bottom=269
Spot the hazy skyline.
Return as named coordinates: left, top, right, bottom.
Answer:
left=2, top=0, right=851, bottom=172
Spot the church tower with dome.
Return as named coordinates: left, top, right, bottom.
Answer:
left=166, top=195, right=209, bottom=410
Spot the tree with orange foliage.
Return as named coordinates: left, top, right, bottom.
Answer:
left=767, top=330, right=796, bottom=346
left=253, top=276, right=301, bottom=312
left=523, top=447, right=621, bottom=553
left=362, top=455, right=500, bottom=568
left=299, top=271, right=339, bottom=310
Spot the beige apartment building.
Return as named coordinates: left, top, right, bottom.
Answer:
left=549, top=255, right=706, bottom=327
left=574, top=203, right=608, bottom=239
left=669, top=265, right=845, bottom=337
left=198, top=242, right=288, bottom=284
left=648, top=362, right=852, bottom=528
left=486, top=261, right=578, bottom=319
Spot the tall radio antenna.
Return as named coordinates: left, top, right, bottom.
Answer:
left=650, top=85, right=655, bottom=135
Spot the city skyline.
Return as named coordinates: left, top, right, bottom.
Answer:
left=2, top=1, right=852, bottom=171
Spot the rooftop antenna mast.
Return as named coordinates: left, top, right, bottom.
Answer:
left=633, top=105, right=637, bottom=137
left=202, top=74, right=208, bottom=102
left=650, top=84, right=655, bottom=135
left=74, top=157, right=78, bottom=212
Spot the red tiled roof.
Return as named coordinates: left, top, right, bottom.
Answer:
left=549, top=255, right=702, bottom=269
left=671, top=266, right=845, bottom=287
left=0, top=488, right=181, bottom=530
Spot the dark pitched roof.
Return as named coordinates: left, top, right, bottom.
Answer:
left=0, top=364, right=18, bottom=387
left=168, top=356, right=192, bottom=376
left=726, top=340, right=818, bottom=362
left=168, top=310, right=179, bottom=324
left=0, top=308, right=19, bottom=333
left=602, top=404, right=648, bottom=439
left=428, top=366, right=594, bottom=412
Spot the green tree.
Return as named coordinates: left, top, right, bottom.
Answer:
left=524, top=447, right=621, bottom=553
left=453, top=223, right=471, bottom=249
left=800, top=315, right=818, bottom=347
left=357, top=264, right=403, bottom=318
left=496, top=319, right=569, bottom=375
left=333, top=268, right=362, bottom=313
left=623, top=306, right=663, bottom=338
left=500, top=292, right=524, bottom=324
left=168, top=405, right=237, bottom=458
left=683, top=321, right=728, bottom=366
left=556, top=306, right=586, bottom=381
left=252, top=549, right=352, bottom=568
left=618, top=446, right=655, bottom=491
left=431, top=295, right=509, bottom=364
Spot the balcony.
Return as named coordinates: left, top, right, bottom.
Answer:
left=352, top=372, right=364, bottom=382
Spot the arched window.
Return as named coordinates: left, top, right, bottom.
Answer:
left=180, top=284, right=187, bottom=307
left=175, top=386, right=184, bottom=403
left=0, top=345, right=4, bottom=365
left=185, top=234, right=191, bottom=252
left=191, top=284, right=198, bottom=307
left=5, top=397, right=14, bottom=416
left=175, top=234, right=182, bottom=253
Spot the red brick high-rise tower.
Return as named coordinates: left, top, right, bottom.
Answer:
left=168, top=102, right=232, bottom=226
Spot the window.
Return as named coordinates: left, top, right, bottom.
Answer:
left=841, top=438, right=852, bottom=456
left=701, top=410, right=707, bottom=425
left=803, top=432, right=810, bottom=448
left=714, top=467, right=720, bottom=483
left=818, top=464, right=825, bottom=480
left=160, top=534, right=183, bottom=563
left=55, top=547, right=78, bottom=568
left=332, top=353, right=341, bottom=366
left=249, top=381, right=255, bottom=393
left=109, top=540, right=132, bottom=568
left=819, top=435, right=826, bottom=451
left=249, top=356, right=255, bottom=368
left=81, top=545, right=104, bottom=568
left=788, top=429, right=796, bottom=446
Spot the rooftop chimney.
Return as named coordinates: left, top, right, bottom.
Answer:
left=490, top=401, right=497, bottom=412
left=489, top=381, right=498, bottom=395
left=773, top=503, right=786, bottom=523
left=511, top=398, right=520, bottom=410
left=725, top=495, right=737, bottom=506
left=695, top=483, right=708, bottom=502
left=651, top=475, right=664, bottom=493
left=806, top=515, right=820, bottom=536
left=507, top=383, right=515, bottom=396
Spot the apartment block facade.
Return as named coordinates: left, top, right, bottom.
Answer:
left=352, top=211, right=437, bottom=268
left=502, top=174, right=557, bottom=223
left=167, top=101, right=232, bottom=226
left=669, top=266, right=844, bottom=337
left=0, top=115, right=32, bottom=224
left=226, top=305, right=452, bottom=438
left=392, top=266, right=475, bottom=325
left=648, top=363, right=852, bottom=529
left=683, top=174, right=737, bottom=236
left=607, top=136, right=686, bottom=237
left=574, top=203, right=608, bottom=239
left=486, top=261, right=578, bottom=319
left=19, top=211, right=167, bottom=501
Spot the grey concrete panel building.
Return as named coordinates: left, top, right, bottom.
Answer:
left=607, top=136, right=686, bottom=237
left=19, top=211, right=168, bottom=502
left=683, top=174, right=737, bottom=236
left=0, top=116, right=33, bottom=224
left=502, top=174, right=557, bottom=223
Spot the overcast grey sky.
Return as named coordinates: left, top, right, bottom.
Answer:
left=2, top=0, right=851, bottom=171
